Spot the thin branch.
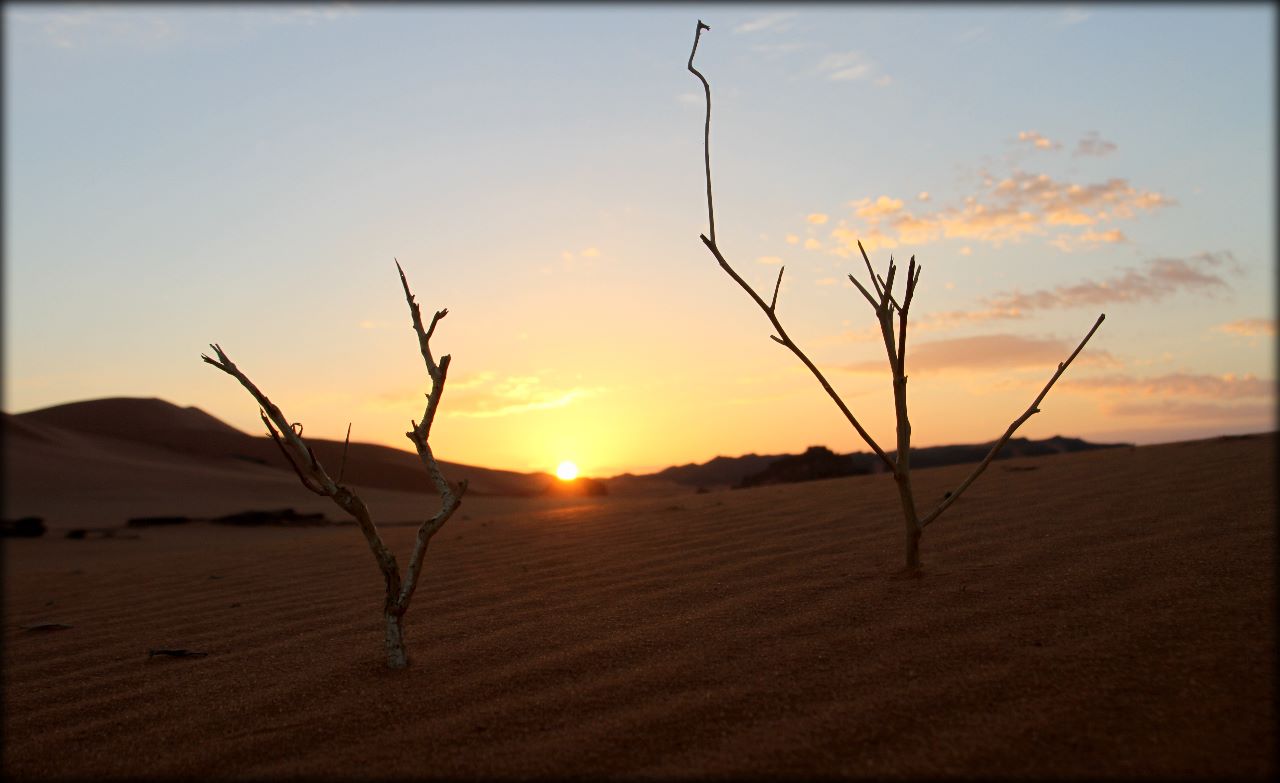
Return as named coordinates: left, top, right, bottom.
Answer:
left=261, top=409, right=326, bottom=495
left=202, top=344, right=336, bottom=496
left=202, top=344, right=400, bottom=583
left=848, top=273, right=879, bottom=310
left=770, top=266, right=785, bottom=311
left=687, top=20, right=714, bottom=244
left=396, top=258, right=441, bottom=380
left=702, top=237, right=895, bottom=472
left=338, top=422, right=353, bottom=484
left=896, top=257, right=918, bottom=374
left=858, top=240, right=883, bottom=300
left=918, top=313, right=1106, bottom=529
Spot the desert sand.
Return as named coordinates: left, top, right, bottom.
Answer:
left=3, top=432, right=1275, bottom=779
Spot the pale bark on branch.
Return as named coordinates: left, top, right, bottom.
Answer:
left=688, top=20, right=1105, bottom=570
left=202, top=262, right=466, bottom=667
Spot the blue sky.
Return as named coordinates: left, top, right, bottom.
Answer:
left=4, top=4, right=1275, bottom=475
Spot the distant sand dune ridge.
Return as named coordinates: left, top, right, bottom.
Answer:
left=3, top=434, right=1275, bottom=778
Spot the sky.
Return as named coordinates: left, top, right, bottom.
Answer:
left=4, top=3, right=1275, bottom=477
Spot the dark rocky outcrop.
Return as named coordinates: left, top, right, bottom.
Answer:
left=736, top=447, right=874, bottom=489
left=542, top=477, right=609, bottom=497
left=211, top=508, right=330, bottom=526
left=127, top=516, right=193, bottom=528
left=711, top=436, right=1132, bottom=490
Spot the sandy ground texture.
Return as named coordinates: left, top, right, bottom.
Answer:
left=3, top=433, right=1275, bottom=780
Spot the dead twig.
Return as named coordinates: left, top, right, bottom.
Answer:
left=919, top=313, right=1105, bottom=529
left=338, top=422, right=353, bottom=484
left=688, top=26, right=894, bottom=472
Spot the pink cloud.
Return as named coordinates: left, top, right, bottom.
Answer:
left=985, top=252, right=1235, bottom=312
left=1065, top=372, right=1273, bottom=400
left=841, top=333, right=1118, bottom=374
left=1074, top=131, right=1118, bottom=157
left=825, top=168, right=1173, bottom=254
left=1215, top=318, right=1276, bottom=338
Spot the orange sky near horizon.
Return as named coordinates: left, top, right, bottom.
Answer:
left=4, top=6, right=1274, bottom=478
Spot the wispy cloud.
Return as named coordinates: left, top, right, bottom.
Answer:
left=1074, top=131, right=1118, bottom=157
left=733, top=12, right=797, bottom=35
left=886, top=252, right=1241, bottom=333
left=1065, top=372, right=1273, bottom=400
left=823, top=164, right=1175, bottom=253
left=550, top=246, right=604, bottom=273
left=985, top=252, right=1237, bottom=312
left=9, top=8, right=177, bottom=49
left=815, top=51, right=891, bottom=86
left=1048, top=228, right=1128, bottom=253
left=841, top=333, right=1119, bottom=374
left=447, top=374, right=600, bottom=419
left=9, top=4, right=357, bottom=49
left=1058, top=7, right=1092, bottom=26
left=1017, top=130, right=1061, bottom=151
left=912, top=307, right=1030, bottom=331
left=1104, top=399, right=1275, bottom=422
left=750, top=41, right=816, bottom=57
left=1214, top=318, right=1276, bottom=338
left=1063, top=371, right=1276, bottom=423
left=954, top=26, right=989, bottom=44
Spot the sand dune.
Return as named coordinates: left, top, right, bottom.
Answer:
left=3, top=399, right=683, bottom=528
left=3, top=433, right=1274, bottom=779
left=7, top=398, right=607, bottom=500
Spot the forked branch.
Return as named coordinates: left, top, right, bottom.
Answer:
left=202, top=344, right=397, bottom=583
left=203, top=261, right=468, bottom=668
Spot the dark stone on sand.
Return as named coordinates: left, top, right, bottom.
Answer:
left=1, top=517, right=47, bottom=538
left=211, top=508, right=329, bottom=526
left=126, top=516, right=192, bottom=528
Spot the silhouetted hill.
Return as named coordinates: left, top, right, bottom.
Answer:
left=11, top=398, right=552, bottom=496
left=737, top=446, right=874, bottom=488
left=901, top=436, right=1120, bottom=470
left=642, top=436, right=1132, bottom=490
left=650, top=453, right=791, bottom=490
left=19, top=397, right=244, bottom=445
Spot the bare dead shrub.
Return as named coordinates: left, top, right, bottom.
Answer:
left=687, top=21, right=1104, bottom=571
left=203, top=261, right=465, bottom=667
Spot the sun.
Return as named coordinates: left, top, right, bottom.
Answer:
left=555, top=461, right=579, bottom=481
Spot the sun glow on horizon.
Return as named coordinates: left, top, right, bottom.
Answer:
left=555, top=461, right=580, bottom=481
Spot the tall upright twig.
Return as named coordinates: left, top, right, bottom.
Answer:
left=688, top=20, right=715, bottom=245
left=688, top=20, right=894, bottom=473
